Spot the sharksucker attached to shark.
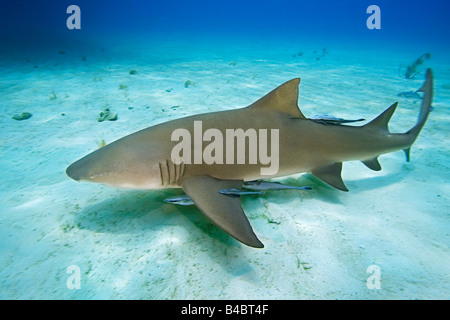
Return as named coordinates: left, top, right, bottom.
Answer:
left=66, top=69, right=434, bottom=248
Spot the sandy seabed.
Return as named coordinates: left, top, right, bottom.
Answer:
left=0, top=36, right=449, bottom=299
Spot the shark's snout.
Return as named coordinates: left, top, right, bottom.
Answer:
left=66, top=154, right=98, bottom=182
left=66, top=160, right=84, bottom=181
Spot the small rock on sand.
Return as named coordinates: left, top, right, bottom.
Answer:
left=98, top=108, right=118, bottom=122
left=12, top=112, right=32, bottom=121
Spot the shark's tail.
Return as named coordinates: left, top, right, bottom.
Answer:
left=402, top=68, right=434, bottom=161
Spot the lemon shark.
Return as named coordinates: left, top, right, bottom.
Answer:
left=66, top=69, right=433, bottom=248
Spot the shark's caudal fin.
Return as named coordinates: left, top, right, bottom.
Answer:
left=363, top=69, right=433, bottom=163
left=313, top=70, right=433, bottom=190
left=403, top=69, right=434, bottom=161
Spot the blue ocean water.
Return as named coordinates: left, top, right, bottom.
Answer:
left=0, top=0, right=449, bottom=300
left=1, top=0, right=450, bottom=53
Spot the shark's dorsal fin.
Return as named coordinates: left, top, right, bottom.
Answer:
left=248, top=78, right=306, bottom=118
left=181, top=175, right=264, bottom=248
left=364, top=102, right=398, bottom=132
left=312, top=162, right=349, bottom=192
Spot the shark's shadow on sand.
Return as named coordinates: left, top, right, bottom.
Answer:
left=70, top=161, right=413, bottom=278
left=257, top=165, right=410, bottom=206
left=73, top=189, right=255, bottom=251
left=73, top=189, right=230, bottom=242
left=73, top=189, right=260, bottom=276
left=73, top=162, right=410, bottom=244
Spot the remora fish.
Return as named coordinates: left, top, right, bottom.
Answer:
left=219, top=188, right=265, bottom=197
left=397, top=91, right=422, bottom=100
left=165, top=180, right=311, bottom=204
left=66, top=69, right=434, bottom=248
left=310, top=114, right=365, bottom=125
left=243, top=180, right=312, bottom=191
left=164, top=195, right=195, bottom=206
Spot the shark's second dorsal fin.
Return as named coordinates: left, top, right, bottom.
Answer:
left=364, top=102, right=398, bottom=132
left=248, top=78, right=306, bottom=118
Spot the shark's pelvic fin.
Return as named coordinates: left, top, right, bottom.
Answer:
left=248, top=78, right=306, bottom=119
left=311, top=162, right=349, bottom=192
left=362, top=157, right=382, bottom=171
left=181, top=175, right=264, bottom=248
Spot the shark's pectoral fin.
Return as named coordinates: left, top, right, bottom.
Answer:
left=181, top=175, right=264, bottom=248
left=362, top=157, right=382, bottom=171
left=312, top=162, right=349, bottom=192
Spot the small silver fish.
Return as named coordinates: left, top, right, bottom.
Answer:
left=219, top=188, right=265, bottom=198
left=244, top=180, right=312, bottom=191
left=164, top=195, right=195, bottom=206
left=310, top=114, right=365, bottom=125
left=397, top=91, right=422, bottom=100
